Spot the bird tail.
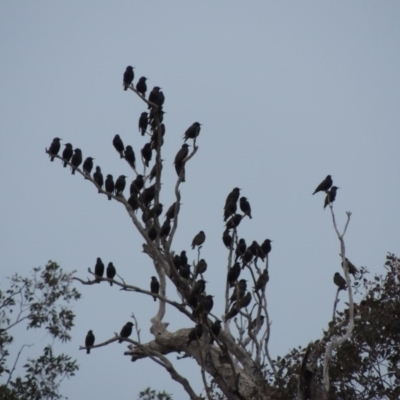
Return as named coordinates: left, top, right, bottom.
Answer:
left=71, top=168, right=75, bottom=175
left=63, top=161, right=67, bottom=168
left=153, top=297, right=156, bottom=302
left=51, top=156, right=55, bottom=162
left=87, top=348, right=90, bottom=354
left=124, top=85, right=128, bottom=91
left=109, top=281, right=113, bottom=286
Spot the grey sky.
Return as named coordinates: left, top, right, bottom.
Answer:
left=1, top=2, right=400, bottom=399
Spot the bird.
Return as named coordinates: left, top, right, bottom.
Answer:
left=183, top=122, right=201, bottom=142
left=225, top=214, right=243, bottom=231
left=238, top=291, right=252, bottom=309
left=334, top=272, right=347, bottom=291
left=159, top=219, right=171, bottom=239
left=191, top=279, right=206, bottom=296
left=85, top=330, right=95, bottom=354
left=324, top=186, right=339, bottom=209
left=148, top=162, right=161, bottom=183
left=222, top=231, right=233, bottom=249
left=313, top=175, right=333, bottom=195
left=106, top=262, right=116, bottom=286
left=165, top=202, right=179, bottom=220
left=141, top=143, right=152, bottom=167
left=235, top=238, right=247, bottom=261
left=61, top=143, right=73, bottom=167
left=93, top=166, right=104, bottom=192
left=94, top=257, right=104, bottom=282
left=70, top=148, right=82, bottom=174
left=173, top=254, right=181, bottom=271
left=113, top=135, right=125, bottom=158
left=210, top=320, right=222, bottom=344
left=156, top=90, right=165, bottom=108
left=180, top=251, right=188, bottom=266
left=130, top=175, right=144, bottom=195
left=148, top=226, right=157, bottom=241
left=148, top=86, right=161, bottom=108
left=124, top=146, right=136, bottom=169
left=249, top=241, right=265, bottom=262
left=150, top=123, right=166, bottom=149
left=115, top=175, right=127, bottom=195
left=174, top=144, right=190, bottom=179
left=187, top=324, right=203, bottom=346
left=136, top=76, right=147, bottom=96
left=119, top=322, right=134, bottom=343
left=149, top=203, right=163, bottom=218
left=179, top=264, right=191, bottom=279
left=341, top=257, right=358, bottom=277
left=150, top=276, right=160, bottom=301
left=240, top=197, right=252, bottom=219
left=230, top=279, right=247, bottom=304
left=138, top=112, right=148, bottom=136
left=227, top=262, right=241, bottom=287
left=123, top=66, right=134, bottom=90
left=128, top=194, right=139, bottom=211
left=261, top=239, right=272, bottom=257
left=193, top=294, right=214, bottom=317
left=254, top=269, right=269, bottom=292
left=249, top=315, right=265, bottom=331
left=140, top=183, right=156, bottom=206
left=195, top=259, right=207, bottom=276
left=82, top=157, right=94, bottom=175
left=224, top=201, right=237, bottom=222
left=242, top=249, right=254, bottom=266
left=191, top=231, right=206, bottom=250
left=48, top=137, right=61, bottom=161
left=105, top=174, right=115, bottom=200
left=224, top=188, right=241, bottom=211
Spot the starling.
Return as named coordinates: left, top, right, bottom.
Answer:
left=148, top=225, right=157, bottom=241
left=224, top=201, right=237, bottom=222
left=191, top=231, right=206, bottom=249
left=48, top=137, right=61, bottom=161
left=159, top=219, right=171, bottom=239
left=141, top=143, right=152, bottom=167
left=222, top=230, right=233, bottom=249
left=105, top=174, right=115, bottom=200
left=173, top=254, right=181, bottom=271
left=85, top=330, right=95, bottom=354
left=124, top=145, right=136, bottom=169
left=225, top=214, right=242, bottom=231
left=210, top=320, right=222, bottom=344
left=191, top=279, right=206, bottom=296
left=180, top=250, right=188, bottom=266
left=225, top=304, right=239, bottom=321
left=156, top=90, right=165, bottom=107
left=62, top=143, right=73, bottom=167
left=138, top=112, right=148, bottom=136
left=187, top=323, right=203, bottom=347
left=240, top=197, right=252, bottom=219
left=235, top=238, right=247, bottom=261
left=70, top=148, right=82, bottom=174
left=165, top=202, right=179, bottom=220
left=224, top=188, right=241, bottom=210
left=119, top=321, right=134, bottom=343
left=148, top=162, right=159, bottom=183
left=150, top=123, right=165, bottom=149
left=93, top=166, right=104, bottom=192
left=149, top=203, right=163, bottom=218
left=261, top=239, right=272, bottom=257
left=227, top=262, right=241, bottom=287
left=112, top=134, right=125, bottom=158
left=123, top=66, right=134, bottom=90
left=150, top=276, right=160, bottom=301
left=229, top=281, right=246, bottom=304
left=239, top=291, right=252, bottom=309
left=334, top=272, right=347, bottom=291
left=242, top=249, right=254, bottom=266
left=106, top=262, right=116, bottom=286
left=179, top=264, right=191, bottom=279
left=148, top=86, right=161, bottom=108
left=174, top=144, right=190, bottom=178
left=183, top=122, right=201, bottom=142
left=249, top=315, right=265, bottom=331
left=254, top=269, right=269, bottom=292
left=139, top=183, right=156, bottom=206
left=136, top=77, right=147, bottom=96
left=341, top=257, right=358, bottom=277
left=115, top=175, right=127, bottom=195
left=200, top=295, right=214, bottom=315
left=324, top=186, right=339, bottom=209
left=130, top=175, right=144, bottom=195
left=195, top=259, right=207, bottom=276
left=313, top=175, right=333, bottom=195
left=82, top=157, right=94, bottom=175
left=128, top=194, right=139, bottom=211
left=94, top=257, right=104, bottom=282
left=249, top=241, right=265, bottom=262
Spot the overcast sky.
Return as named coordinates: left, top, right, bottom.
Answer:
left=1, top=2, right=400, bottom=399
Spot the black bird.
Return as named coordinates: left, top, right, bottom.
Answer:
left=183, top=122, right=201, bottom=142
left=113, top=134, right=124, bottom=158
left=191, top=279, right=206, bottom=296
left=174, top=144, right=189, bottom=178
left=179, top=264, right=191, bottom=279
left=138, top=112, right=148, bottom=136
left=235, top=238, right=247, bottom=261
left=149, top=203, right=163, bottom=218
left=156, top=90, right=165, bottom=108
left=139, top=183, right=156, bottom=206
left=238, top=291, right=252, bottom=309
left=130, top=175, right=144, bottom=195
left=187, top=324, right=203, bottom=347
left=341, top=257, right=358, bottom=277
left=123, top=66, right=134, bottom=90
left=240, top=197, right=252, bottom=219
left=48, top=137, right=61, bottom=161
left=261, top=239, right=272, bottom=257
left=224, top=201, right=237, bottom=222
left=334, top=272, right=347, bottom=291
left=70, top=148, right=82, bottom=174
left=106, top=262, right=116, bottom=286
left=124, top=145, right=136, bottom=169
left=242, top=249, right=254, bottom=265
left=165, top=202, right=179, bottom=220
left=249, top=241, right=265, bottom=262
left=324, top=186, right=339, bottom=209
left=227, top=262, right=241, bottom=287
left=191, top=231, right=206, bottom=250
left=229, top=279, right=247, bottom=304
left=224, top=188, right=241, bottom=210
left=173, top=254, right=181, bottom=271
left=148, top=162, right=161, bottom=183
left=150, top=123, right=166, bottom=149
left=159, top=219, right=171, bottom=239
left=93, top=166, right=104, bottom=192
left=119, top=321, right=134, bottom=343
left=141, top=143, right=152, bottom=167
left=62, top=143, right=73, bottom=167
left=150, top=276, right=160, bottom=301
left=195, top=259, right=207, bottom=276
left=222, top=230, right=233, bottom=249
left=254, top=269, right=269, bottom=292
left=148, top=86, right=161, bottom=108
left=82, top=157, right=94, bottom=175
left=313, top=175, right=333, bottom=195
left=148, top=226, right=157, bottom=241
left=128, top=194, right=139, bottom=211
left=225, top=304, right=239, bottom=321
left=193, top=294, right=214, bottom=317
left=225, top=214, right=242, bottom=231
left=105, top=174, right=115, bottom=200
left=136, top=77, right=147, bottom=96
left=249, top=315, right=265, bottom=331
left=210, top=320, right=222, bottom=344
left=115, top=175, right=127, bottom=195
left=85, top=330, right=95, bottom=354
left=180, top=251, right=188, bottom=266
left=94, top=257, right=104, bottom=282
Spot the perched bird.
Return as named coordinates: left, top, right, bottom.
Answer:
left=191, top=279, right=206, bottom=296
left=62, top=143, right=73, bottom=167
left=130, top=175, right=144, bottom=195
left=159, top=219, right=171, bottom=239
left=249, top=315, right=265, bottom=331
left=224, top=188, right=241, bottom=211
left=106, top=262, right=116, bottom=286
left=138, top=112, right=148, bottom=136
left=225, top=214, right=242, bottom=231
left=124, top=145, right=136, bottom=169
left=150, top=276, right=160, bottom=301
left=148, top=162, right=161, bottom=183
left=128, top=194, right=139, bottom=211
left=48, top=137, right=61, bottom=161
left=148, top=226, right=157, bottom=241
left=156, top=90, right=165, bottom=108
left=249, top=241, right=265, bottom=262
left=227, top=262, right=241, bottom=287
left=195, top=259, right=207, bottom=276
left=139, top=183, right=156, bottom=206
left=239, top=291, right=252, bottom=309
left=119, top=321, right=134, bottom=343
left=93, top=166, right=104, bottom=192
left=115, top=175, right=127, bottom=195
left=187, top=324, right=203, bottom=346
left=148, top=86, right=161, bottom=108
left=240, top=197, right=252, bottom=219
left=123, top=66, right=134, bottom=90
left=341, top=257, right=358, bottom=277
left=105, top=174, right=115, bottom=200
left=149, top=203, right=163, bottom=218
left=174, top=144, right=189, bottom=177
left=136, top=76, right=147, bottom=96
left=193, top=294, right=214, bottom=317
left=235, top=239, right=247, bottom=261
left=165, top=202, right=179, bottom=220
left=210, top=320, right=222, bottom=344
left=191, top=231, right=206, bottom=249
left=222, top=230, right=233, bottom=249
left=334, top=272, right=347, bottom=291
left=82, top=157, right=94, bottom=175
left=183, top=122, right=201, bottom=142
left=85, top=330, right=95, bottom=354
left=70, top=148, right=82, bottom=174
left=113, top=134, right=125, bottom=158
left=224, top=201, right=237, bottom=222
left=225, top=304, right=239, bottom=321
left=242, top=249, right=254, bottom=266
left=261, top=239, right=272, bottom=257
left=173, top=254, right=181, bottom=271
left=94, top=257, right=104, bottom=282
left=313, top=175, right=333, bottom=195
left=254, top=269, right=269, bottom=292
left=141, top=143, right=152, bottom=167
left=324, top=186, right=339, bottom=209
left=150, top=123, right=166, bottom=149
left=229, top=279, right=247, bottom=304
left=180, top=251, right=188, bottom=266
left=179, top=264, right=191, bottom=280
